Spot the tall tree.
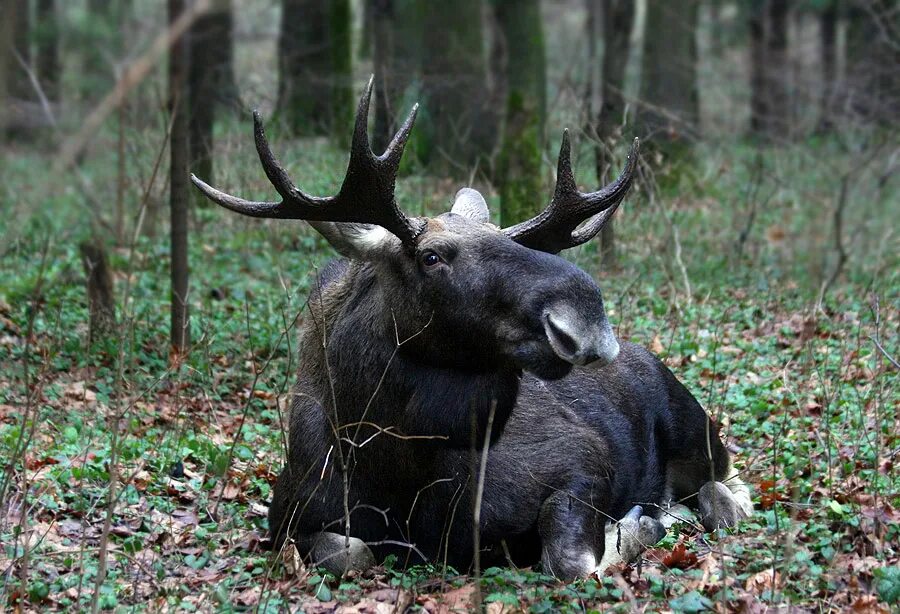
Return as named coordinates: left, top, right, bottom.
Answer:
left=8, top=0, right=32, bottom=100
left=0, top=0, right=15, bottom=130
left=495, top=0, right=546, bottom=227
left=420, top=0, right=490, bottom=171
left=81, top=0, right=123, bottom=101
left=817, top=0, right=837, bottom=131
left=205, top=0, right=241, bottom=111
left=371, top=0, right=394, bottom=152
left=843, top=0, right=899, bottom=124
left=278, top=0, right=352, bottom=137
left=638, top=0, right=700, bottom=151
left=169, top=0, right=191, bottom=353
left=188, top=5, right=217, bottom=192
left=370, top=0, right=425, bottom=153
left=188, top=0, right=241, bottom=200
left=749, top=0, right=790, bottom=139
left=588, top=0, right=635, bottom=268
left=35, top=0, right=59, bottom=103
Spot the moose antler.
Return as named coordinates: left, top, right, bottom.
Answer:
left=503, top=131, right=639, bottom=254
left=191, top=76, right=426, bottom=247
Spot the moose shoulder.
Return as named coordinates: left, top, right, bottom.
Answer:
left=193, top=78, right=752, bottom=580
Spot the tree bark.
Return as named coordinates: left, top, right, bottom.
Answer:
left=0, top=0, right=14, bottom=130
left=749, top=0, right=790, bottom=139
left=81, top=0, right=121, bottom=101
left=206, top=0, right=241, bottom=111
left=496, top=0, right=546, bottom=227
left=372, top=0, right=425, bottom=157
left=592, top=0, right=635, bottom=269
left=35, top=0, right=59, bottom=102
left=80, top=242, right=117, bottom=343
left=420, top=0, right=489, bottom=172
left=371, top=0, right=393, bottom=152
left=277, top=0, right=353, bottom=137
left=8, top=0, right=32, bottom=99
left=639, top=0, right=700, bottom=151
left=817, top=0, right=837, bottom=131
left=189, top=4, right=217, bottom=193
left=843, top=0, right=899, bottom=124
left=169, top=0, right=191, bottom=353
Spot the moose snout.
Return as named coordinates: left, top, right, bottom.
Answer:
left=543, top=304, right=620, bottom=367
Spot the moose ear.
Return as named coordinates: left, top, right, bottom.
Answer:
left=451, top=188, right=490, bottom=223
left=307, top=221, right=395, bottom=261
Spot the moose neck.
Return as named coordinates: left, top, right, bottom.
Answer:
left=308, top=261, right=520, bottom=447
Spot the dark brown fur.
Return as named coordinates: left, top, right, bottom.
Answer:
left=267, top=213, right=732, bottom=574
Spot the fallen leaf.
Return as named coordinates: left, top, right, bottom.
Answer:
left=745, top=568, right=780, bottom=594
left=281, top=542, right=306, bottom=578
left=849, top=595, right=890, bottom=614
left=662, top=542, right=698, bottom=569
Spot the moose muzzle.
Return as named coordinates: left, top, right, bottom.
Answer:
left=543, top=303, right=620, bottom=367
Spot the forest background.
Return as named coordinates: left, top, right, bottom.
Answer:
left=0, top=0, right=898, bottom=611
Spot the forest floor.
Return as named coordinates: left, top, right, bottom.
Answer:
left=1, top=131, right=898, bottom=612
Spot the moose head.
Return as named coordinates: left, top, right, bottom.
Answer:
left=192, top=77, right=638, bottom=382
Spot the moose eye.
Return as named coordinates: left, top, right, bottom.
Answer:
left=420, top=250, right=442, bottom=268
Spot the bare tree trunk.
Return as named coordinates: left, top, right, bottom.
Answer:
left=79, top=242, right=117, bottom=343
left=278, top=0, right=352, bottom=138
left=639, top=0, right=700, bottom=152
left=593, top=0, right=635, bottom=269
left=9, top=0, right=32, bottom=99
left=768, top=0, right=789, bottom=134
left=207, top=0, right=241, bottom=111
left=496, top=0, right=546, bottom=227
left=0, top=0, right=14, bottom=130
left=371, top=0, right=393, bottom=151
left=843, top=0, right=900, bottom=124
left=420, top=0, right=489, bottom=171
left=374, top=0, right=425, bottom=156
left=360, top=0, right=373, bottom=60
left=82, top=0, right=120, bottom=101
left=35, top=0, right=59, bottom=103
left=817, top=0, right=837, bottom=131
left=749, top=0, right=790, bottom=139
left=169, top=0, right=191, bottom=353
left=189, top=5, right=216, bottom=194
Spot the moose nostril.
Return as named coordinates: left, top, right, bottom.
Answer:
left=544, top=312, right=580, bottom=359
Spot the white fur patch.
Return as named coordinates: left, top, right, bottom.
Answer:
left=724, top=466, right=754, bottom=517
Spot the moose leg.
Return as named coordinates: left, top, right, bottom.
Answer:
left=537, top=491, right=604, bottom=580
left=662, top=371, right=753, bottom=530
left=538, top=494, right=664, bottom=579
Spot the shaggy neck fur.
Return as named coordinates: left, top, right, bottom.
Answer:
left=302, top=260, right=520, bottom=450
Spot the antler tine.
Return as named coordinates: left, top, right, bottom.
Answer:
left=381, top=102, right=419, bottom=166
left=253, top=110, right=328, bottom=208
left=350, top=75, right=377, bottom=165
left=191, top=76, right=425, bottom=246
left=190, top=174, right=286, bottom=218
left=503, top=134, right=640, bottom=253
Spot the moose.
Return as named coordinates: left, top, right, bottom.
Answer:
left=193, top=79, right=752, bottom=580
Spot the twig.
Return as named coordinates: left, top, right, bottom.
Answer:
left=870, top=336, right=900, bottom=370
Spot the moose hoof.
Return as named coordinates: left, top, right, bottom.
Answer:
left=698, top=482, right=749, bottom=531
left=306, top=532, right=376, bottom=577
left=596, top=505, right=666, bottom=572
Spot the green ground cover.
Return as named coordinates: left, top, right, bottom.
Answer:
left=1, top=123, right=897, bottom=611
